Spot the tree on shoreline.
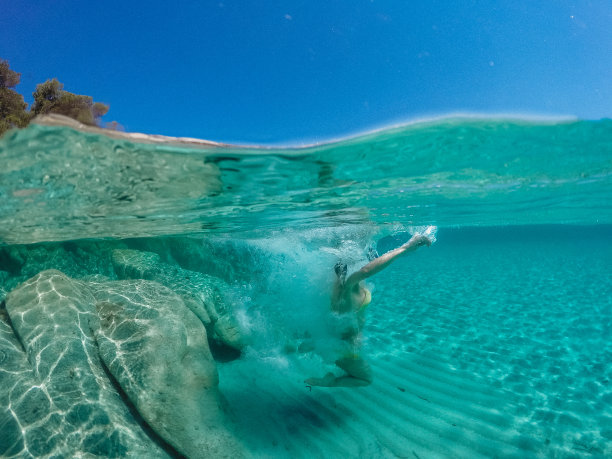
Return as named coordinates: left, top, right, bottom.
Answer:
left=0, top=59, right=111, bottom=136
left=31, top=78, right=109, bottom=126
left=0, top=60, right=30, bottom=135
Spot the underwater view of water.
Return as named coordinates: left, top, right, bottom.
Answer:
left=0, top=117, right=611, bottom=458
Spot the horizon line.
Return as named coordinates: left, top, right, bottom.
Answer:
left=29, top=111, right=590, bottom=151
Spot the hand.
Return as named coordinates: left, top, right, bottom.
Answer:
left=404, top=234, right=431, bottom=249
left=416, top=234, right=432, bottom=247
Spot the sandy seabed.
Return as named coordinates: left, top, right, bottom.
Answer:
left=219, top=229, right=612, bottom=458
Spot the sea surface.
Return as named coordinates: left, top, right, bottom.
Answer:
left=0, top=117, right=611, bottom=458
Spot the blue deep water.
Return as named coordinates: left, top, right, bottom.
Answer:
left=0, top=116, right=611, bottom=458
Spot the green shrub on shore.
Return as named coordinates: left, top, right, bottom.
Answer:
left=0, top=59, right=111, bottom=136
left=0, top=59, right=30, bottom=135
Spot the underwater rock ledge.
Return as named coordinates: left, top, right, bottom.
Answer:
left=111, top=248, right=245, bottom=352
left=0, top=269, right=244, bottom=458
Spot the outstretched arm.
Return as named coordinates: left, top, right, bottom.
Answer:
left=344, top=234, right=431, bottom=289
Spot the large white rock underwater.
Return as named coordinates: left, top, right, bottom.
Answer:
left=111, top=249, right=245, bottom=352
left=0, top=259, right=246, bottom=458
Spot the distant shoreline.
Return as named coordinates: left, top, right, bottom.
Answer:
left=31, top=114, right=237, bottom=150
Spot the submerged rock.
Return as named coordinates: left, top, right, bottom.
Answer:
left=92, top=279, right=243, bottom=458
left=112, top=248, right=245, bottom=351
left=0, top=269, right=244, bottom=458
left=2, top=270, right=167, bottom=458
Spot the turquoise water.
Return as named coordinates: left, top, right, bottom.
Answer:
left=1, top=118, right=611, bottom=244
left=0, top=118, right=611, bottom=457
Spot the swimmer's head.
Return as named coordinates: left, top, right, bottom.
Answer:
left=334, top=262, right=347, bottom=280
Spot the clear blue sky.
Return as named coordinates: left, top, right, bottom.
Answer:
left=2, top=1, right=611, bottom=144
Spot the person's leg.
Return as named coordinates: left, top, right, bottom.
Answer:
left=304, top=356, right=373, bottom=387
left=305, top=356, right=373, bottom=387
left=335, top=356, right=372, bottom=385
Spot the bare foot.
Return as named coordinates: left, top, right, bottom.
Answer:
left=305, top=373, right=371, bottom=388
left=305, top=372, right=337, bottom=387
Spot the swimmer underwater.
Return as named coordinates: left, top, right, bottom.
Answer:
left=305, top=227, right=436, bottom=388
